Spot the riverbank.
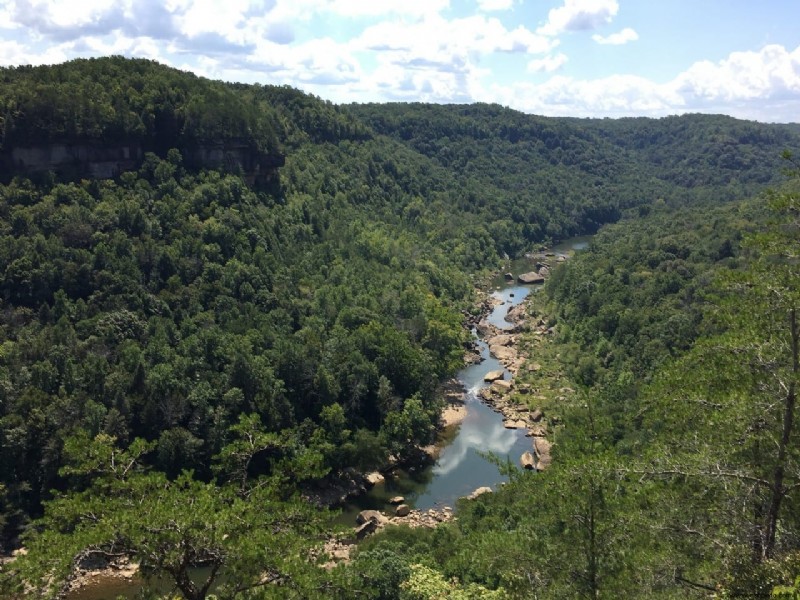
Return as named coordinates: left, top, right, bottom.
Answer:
left=468, top=248, right=580, bottom=471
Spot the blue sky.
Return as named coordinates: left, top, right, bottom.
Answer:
left=1, top=0, right=799, bottom=122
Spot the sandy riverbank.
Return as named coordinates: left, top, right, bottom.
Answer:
left=440, top=402, right=467, bottom=427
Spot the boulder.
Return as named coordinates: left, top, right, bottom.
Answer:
left=533, top=438, right=553, bottom=471
left=504, top=272, right=514, bottom=280
left=490, top=345, right=517, bottom=361
left=467, top=486, right=492, bottom=500
left=487, top=334, right=514, bottom=347
left=527, top=424, right=548, bottom=437
left=354, top=519, right=378, bottom=539
left=520, top=451, right=536, bottom=469
left=356, top=510, right=386, bottom=526
left=518, top=272, right=545, bottom=284
left=530, top=408, right=543, bottom=422
left=492, top=379, right=513, bottom=393
left=504, top=419, right=527, bottom=429
left=527, top=362, right=542, bottom=372
left=476, top=320, right=493, bottom=337
left=506, top=305, right=528, bottom=322
left=395, top=504, right=411, bottom=517
left=483, top=369, right=505, bottom=382
left=365, top=472, right=385, bottom=486
left=388, top=496, right=405, bottom=505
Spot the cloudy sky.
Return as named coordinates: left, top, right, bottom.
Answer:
left=1, top=0, right=799, bottom=122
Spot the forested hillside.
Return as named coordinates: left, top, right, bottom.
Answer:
left=349, top=103, right=799, bottom=251
left=0, top=57, right=799, bottom=598
left=327, top=184, right=800, bottom=599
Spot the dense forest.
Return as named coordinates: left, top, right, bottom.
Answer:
left=0, top=56, right=799, bottom=598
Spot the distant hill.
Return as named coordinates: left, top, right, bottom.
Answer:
left=348, top=103, right=800, bottom=244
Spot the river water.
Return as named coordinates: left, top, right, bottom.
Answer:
left=342, top=283, right=534, bottom=518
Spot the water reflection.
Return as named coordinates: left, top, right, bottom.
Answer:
left=433, top=389, right=518, bottom=477
left=344, top=270, right=550, bottom=512
left=486, top=285, right=530, bottom=329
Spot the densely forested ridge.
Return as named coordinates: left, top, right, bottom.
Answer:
left=0, top=58, right=484, bottom=552
left=349, top=103, right=800, bottom=251
left=1, top=56, right=799, bottom=598
left=0, top=57, right=280, bottom=153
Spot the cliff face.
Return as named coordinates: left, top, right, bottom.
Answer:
left=182, top=141, right=285, bottom=186
left=1, top=141, right=284, bottom=185
left=6, top=143, right=142, bottom=179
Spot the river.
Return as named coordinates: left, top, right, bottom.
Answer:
left=342, top=234, right=591, bottom=517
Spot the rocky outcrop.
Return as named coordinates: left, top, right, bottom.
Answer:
left=365, top=472, right=385, bottom=486
left=484, top=369, right=505, bottom=382
left=492, top=379, right=513, bottom=393
left=7, top=143, right=142, bottom=180
left=355, top=519, right=379, bottom=540
left=476, top=319, right=494, bottom=337
left=182, top=141, right=284, bottom=186
left=2, top=139, right=284, bottom=186
left=467, top=486, right=492, bottom=500
left=533, top=437, right=553, bottom=471
left=518, top=272, right=545, bottom=284
left=303, top=468, right=368, bottom=506
left=505, top=304, right=528, bottom=324
left=487, top=334, right=514, bottom=347
left=356, top=509, right=388, bottom=526
left=520, top=451, right=535, bottom=469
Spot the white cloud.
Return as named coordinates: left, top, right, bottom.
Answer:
left=0, top=39, right=69, bottom=66
left=673, top=44, right=800, bottom=106
left=476, top=0, right=514, bottom=11
left=1, top=1, right=798, bottom=123
left=538, top=0, right=619, bottom=36
left=357, top=16, right=555, bottom=58
left=176, top=0, right=248, bottom=37
left=592, top=27, right=638, bottom=45
left=10, top=0, right=118, bottom=31
left=494, top=44, right=800, bottom=122
left=270, top=0, right=449, bottom=20
left=491, top=74, right=673, bottom=117
left=528, top=53, right=568, bottom=73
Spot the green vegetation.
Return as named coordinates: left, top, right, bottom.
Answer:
left=0, top=57, right=280, bottom=154
left=342, top=173, right=799, bottom=598
left=0, top=56, right=800, bottom=598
